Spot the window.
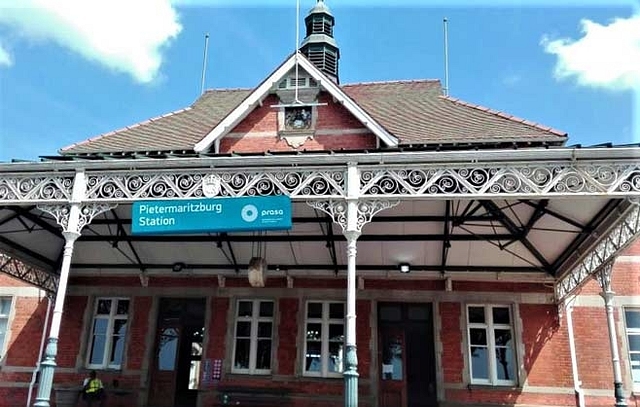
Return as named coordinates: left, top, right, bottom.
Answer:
left=624, top=308, right=640, bottom=386
left=304, top=301, right=344, bottom=377
left=232, top=300, right=274, bottom=374
left=467, top=305, right=517, bottom=386
left=87, top=298, right=129, bottom=369
left=0, top=297, right=11, bottom=357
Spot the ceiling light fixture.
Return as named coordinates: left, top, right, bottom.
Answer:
left=398, top=263, right=411, bottom=274
left=172, top=262, right=186, bottom=273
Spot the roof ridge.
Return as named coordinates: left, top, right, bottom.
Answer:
left=59, top=106, right=193, bottom=153
left=439, top=95, right=567, bottom=137
left=202, top=87, right=253, bottom=93
left=341, top=79, right=441, bottom=87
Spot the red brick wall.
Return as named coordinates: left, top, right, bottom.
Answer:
left=277, top=297, right=299, bottom=375
left=127, top=296, right=152, bottom=370
left=440, top=302, right=463, bottom=383
left=519, top=304, right=571, bottom=387
left=219, top=93, right=377, bottom=154
left=3, top=296, right=48, bottom=367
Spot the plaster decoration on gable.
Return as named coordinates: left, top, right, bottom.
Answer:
left=281, top=133, right=314, bottom=149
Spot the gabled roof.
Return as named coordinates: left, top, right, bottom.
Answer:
left=61, top=71, right=567, bottom=155
left=341, top=81, right=567, bottom=144
left=192, top=52, right=398, bottom=152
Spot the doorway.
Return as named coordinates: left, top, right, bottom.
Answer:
left=147, top=298, right=206, bottom=407
left=378, top=303, right=437, bottom=407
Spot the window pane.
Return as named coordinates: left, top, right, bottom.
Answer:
left=468, top=307, right=485, bottom=324
left=256, top=339, right=272, bottom=370
left=328, top=342, right=343, bottom=373
left=469, top=328, right=487, bottom=346
left=90, top=335, right=106, bottom=365
left=470, top=346, right=489, bottom=380
left=236, top=321, right=251, bottom=338
left=632, top=366, right=640, bottom=383
left=495, top=347, right=516, bottom=381
left=97, top=299, right=111, bottom=315
left=0, top=319, right=6, bottom=335
left=493, top=307, right=510, bottom=325
left=329, top=303, right=344, bottom=319
left=305, top=342, right=322, bottom=372
left=306, top=323, right=322, bottom=340
left=494, top=329, right=512, bottom=347
left=237, top=301, right=253, bottom=317
left=189, top=360, right=201, bottom=389
left=329, top=324, right=344, bottom=341
left=158, top=328, right=178, bottom=370
left=259, top=301, right=274, bottom=317
left=257, top=322, right=272, bottom=338
left=626, top=310, right=640, bottom=329
left=93, top=318, right=108, bottom=335
left=628, top=334, right=640, bottom=351
left=110, top=333, right=125, bottom=365
left=234, top=339, right=250, bottom=369
left=380, top=305, right=402, bottom=322
left=307, top=303, right=322, bottom=319
left=408, top=306, right=429, bottom=321
left=116, top=300, right=129, bottom=315
left=0, top=299, right=10, bottom=315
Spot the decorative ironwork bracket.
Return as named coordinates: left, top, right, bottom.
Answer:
left=0, top=252, right=57, bottom=293
left=307, top=199, right=400, bottom=233
left=555, top=200, right=640, bottom=301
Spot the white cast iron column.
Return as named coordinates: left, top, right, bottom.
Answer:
left=33, top=171, right=115, bottom=407
left=308, top=163, right=399, bottom=407
left=595, top=261, right=628, bottom=407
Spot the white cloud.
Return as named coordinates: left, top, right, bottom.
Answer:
left=0, top=0, right=182, bottom=83
left=541, top=15, right=640, bottom=91
left=0, top=41, right=12, bottom=66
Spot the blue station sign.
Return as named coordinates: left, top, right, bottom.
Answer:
left=131, top=196, right=292, bottom=235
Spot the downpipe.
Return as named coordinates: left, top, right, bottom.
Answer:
left=565, top=297, right=585, bottom=407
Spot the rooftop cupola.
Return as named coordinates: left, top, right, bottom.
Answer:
left=299, top=0, right=340, bottom=83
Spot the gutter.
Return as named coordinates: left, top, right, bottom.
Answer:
left=565, top=296, right=585, bottom=407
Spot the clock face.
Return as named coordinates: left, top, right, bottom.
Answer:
left=285, top=107, right=312, bottom=130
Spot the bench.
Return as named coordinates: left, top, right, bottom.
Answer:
left=216, top=386, right=291, bottom=407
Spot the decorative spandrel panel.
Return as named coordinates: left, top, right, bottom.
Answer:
left=359, top=162, right=640, bottom=198
left=0, top=174, right=74, bottom=204
left=85, top=168, right=346, bottom=201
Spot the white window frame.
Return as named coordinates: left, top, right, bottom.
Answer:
left=231, top=299, right=274, bottom=375
left=303, top=301, right=345, bottom=378
left=466, top=304, right=518, bottom=386
left=86, top=297, right=129, bottom=370
left=624, top=307, right=640, bottom=391
left=0, top=297, right=13, bottom=360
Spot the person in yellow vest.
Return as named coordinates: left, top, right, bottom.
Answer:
left=81, top=370, right=106, bottom=407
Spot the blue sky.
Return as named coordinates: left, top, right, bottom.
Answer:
left=0, top=0, right=638, bottom=162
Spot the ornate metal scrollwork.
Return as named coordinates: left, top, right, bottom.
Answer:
left=555, top=203, right=640, bottom=301
left=0, top=175, right=74, bottom=203
left=37, top=203, right=116, bottom=233
left=308, top=199, right=400, bottom=233
left=0, top=252, right=57, bottom=292
left=85, top=169, right=346, bottom=200
left=360, top=162, right=640, bottom=197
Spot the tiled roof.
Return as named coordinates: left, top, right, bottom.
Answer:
left=61, top=80, right=565, bottom=154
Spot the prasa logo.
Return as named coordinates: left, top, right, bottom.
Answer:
left=262, top=209, right=284, bottom=216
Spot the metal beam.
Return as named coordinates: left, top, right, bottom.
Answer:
left=518, top=200, right=586, bottom=230
left=10, top=206, right=64, bottom=238
left=69, top=262, right=542, bottom=274
left=441, top=201, right=451, bottom=272
left=217, top=232, right=240, bottom=273
left=75, top=233, right=518, bottom=242
left=480, top=200, right=551, bottom=272
left=0, top=235, right=55, bottom=267
left=111, top=211, right=146, bottom=272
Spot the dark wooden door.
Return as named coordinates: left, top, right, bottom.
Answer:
left=147, top=298, right=205, bottom=407
left=378, top=303, right=437, bottom=407
left=379, top=325, right=407, bottom=407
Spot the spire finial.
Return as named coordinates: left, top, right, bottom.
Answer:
left=299, top=0, right=340, bottom=83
